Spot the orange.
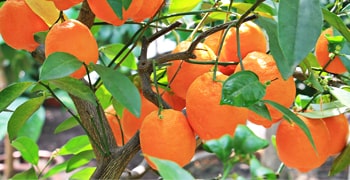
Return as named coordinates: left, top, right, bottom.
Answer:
left=315, top=28, right=348, bottom=74
left=158, top=87, right=186, bottom=111
left=87, top=0, right=144, bottom=26
left=186, top=71, right=248, bottom=141
left=0, top=0, right=49, bottom=51
left=48, top=0, right=83, bottom=10
left=120, top=92, right=158, bottom=140
left=105, top=105, right=129, bottom=146
left=204, top=30, right=225, bottom=55
left=45, top=19, right=99, bottom=79
left=131, top=0, right=164, bottom=22
left=234, top=51, right=296, bottom=128
left=321, top=113, right=349, bottom=155
left=276, top=115, right=331, bottom=172
left=140, top=109, right=196, bottom=169
left=167, top=41, right=215, bottom=99
left=206, top=21, right=267, bottom=75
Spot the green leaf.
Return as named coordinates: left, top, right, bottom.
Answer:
left=54, top=116, right=79, bottom=134
left=0, top=82, right=34, bottom=112
left=146, top=155, right=195, bottom=180
left=66, top=150, right=95, bottom=172
left=11, top=136, right=39, bottom=165
left=329, top=87, right=350, bottom=108
left=330, top=143, right=350, bottom=176
left=221, top=71, right=266, bottom=107
left=93, top=64, right=141, bottom=117
left=95, top=85, right=113, bottom=109
left=322, top=8, right=350, bottom=42
left=43, top=161, right=68, bottom=179
left=99, top=43, right=137, bottom=70
left=232, top=125, right=269, bottom=154
left=264, top=100, right=316, bottom=151
left=250, top=156, right=277, bottom=179
left=298, top=107, right=348, bottom=119
left=278, top=0, right=322, bottom=79
left=107, top=0, right=123, bottom=19
left=257, top=16, right=291, bottom=80
left=11, top=167, right=37, bottom=180
left=7, top=96, right=45, bottom=141
left=202, top=135, right=234, bottom=162
left=123, top=0, right=132, bottom=9
left=231, top=2, right=276, bottom=17
left=17, top=106, right=45, bottom=142
left=40, top=52, right=82, bottom=81
left=167, top=0, right=201, bottom=23
left=69, top=167, right=96, bottom=180
left=59, top=135, right=92, bottom=155
left=248, top=101, right=272, bottom=120
left=50, top=77, right=97, bottom=106
left=294, top=94, right=313, bottom=109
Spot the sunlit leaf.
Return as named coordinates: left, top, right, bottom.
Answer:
left=66, top=150, right=95, bottom=172
left=17, top=106, right=45, bottom=142
left=0, top=82, right=34, bottom=112
left=11, top=167, right=37, bottom=180
left=42, top=161, right=68, bottom=179
left=25, top=0, right=61, bottom=26
left=93, top=64, right=141, bottom=118
left=221, top=71, right=266, bottom=107
left=329, top=87, right=350, bottom=108
left=69, top=167, right=96, bottom=180
left=147, top=155, right=195, bottom=180
left=99, top=43, right=137, bottom=70
left=278, top=0, right=322, bottom=79
left=7, top=96, right=45, bottom=141
left=40, top=52, right=82, bottom=81
left=167, top=0, right=201, bottom=23
left=11, top=136, right=39, bottom=165
left=54, top=116, right=79, bottom=134
left=322, top=8, right=350, bottom=42
left=59, top=135, right=92, bottom=155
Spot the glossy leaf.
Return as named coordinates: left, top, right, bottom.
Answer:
left=17, top=106, right=45, bottom=142
left=221, top=71, right=266, bottom=107
left=93, top=64, right=141, bottom=118
left=232, top=125, right=269, bottom=154
left=0, top=82, right=34, bottom=112
left=25, top=0, right=61, bottom=26
left=250, top=156, right=277, bottom=179
left=257, top=16, right=290, bottom=80
left=42, top=161, right=68, bottom=179
left=278, top=0, right=322, bottom=79
left=54, top=116, right=79, bottom=134
left=264, top=100, right=316, bottom=151
left=7, top=96, right=45, bottom=141
left=66, top=150, right=95, bottom=172
left=69, top=167, right=96, bottom=180
left=100, top=43, right=137, bottom=70
left=167, top=0, right=201, bottom=22
left=330, top=143, right=350, bottom=176
left=11, top=136, right=39, bottom=165
left=202, top=135, right=234, bottom=162
left=322, top=8, right=350, bottom=42
left=329, top=87, right=350, bottom=108
left=58, top=135, right=92, bottom=155
left=248, top=101, right=271, bottom=120
left=40, top=52, right=82, bottom=81
left=147, top=155, right=195, bottom=180
left=50, top=77, right=97, bottom=106
left=107, top=0, right=123, bottom=19
left=11, top=167, right=37, bottom=180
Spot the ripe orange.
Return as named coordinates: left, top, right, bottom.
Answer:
left=132, top=0, right=164, bottom=22
left=120, top=92, right=158, bottom=140
left=207, top=21, right=267, bottom=75
left=140, top=109, right=196, bottom=170
left=87, top=0, right=144, bottom=26
left=48, top=0, right=83, bottom=10
left=0, top=0, right=49, bottom=51
left=45, top=19, right=99, bottom=79
left=186, top=71, right=248, bottom=141
left=276, top=115, right=330, bottom=172
left=204, top=30, right=224, bottom=55
left=157, top=87, right=186, bottom=111
left=105, top=105, right=129, bottom=146
left=167, top=41, right=215, bottom=99
left=321, top=113, right=349, bottom=155
left=234, top=51, right=296, bottom=128
left=315, top=28, right=348, bottom=74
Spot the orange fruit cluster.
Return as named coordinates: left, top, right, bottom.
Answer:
left=0, top=0, right=49, bottom=51
left=87, top=0, right=164, bottom=26
left=235, top=51, right=296, bottom=128
left=204, top=21, right=267, bottom=75
left=276, top=113, right=349, bottom=172
left=315, top=27, right=348, bottom=74
left=45, top=19, right=99, bottom=79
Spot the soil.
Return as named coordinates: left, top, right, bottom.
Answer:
left=1, top=106, right=349, bottom=179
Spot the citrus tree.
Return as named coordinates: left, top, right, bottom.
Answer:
left=1, top=0, right=350, bottom=179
